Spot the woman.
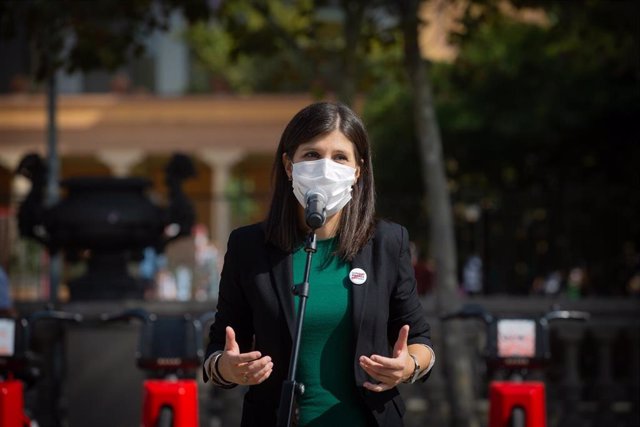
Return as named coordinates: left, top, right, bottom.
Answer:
left=204, top=102, right=434, bottom=426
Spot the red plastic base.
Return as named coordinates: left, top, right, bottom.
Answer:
left=142, top=379, right=198, bottom=427
left=489, top=381, right=546, bottom=427
left=0, top=380, right=25, bottom=427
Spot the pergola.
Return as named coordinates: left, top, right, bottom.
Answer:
left=0, top=93, right=318, bottom=248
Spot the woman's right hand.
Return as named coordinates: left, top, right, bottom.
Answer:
left=218, top=326, right=274, bottom=385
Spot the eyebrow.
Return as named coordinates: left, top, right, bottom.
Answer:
left=299, top=144, right=349, bottom=154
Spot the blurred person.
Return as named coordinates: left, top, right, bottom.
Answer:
left=175, top=266, right=192, bottom=301
left=543, top=270, right=563, bottom=295
left=203, top=102, right=434, bottom=426
left=566, top=266, right=587, bottom=299
left=192, top=224, right=221, bottom=301
left=410, top=242, right=435, bottom=295
left=0, top=266, right=14, bottom=316
left=529, top=275, right=546, bottom=295
left=166, top=229, right=197, bottom=297
left=154, top=255, right=178, bottom=301
left=462, top=254, right=483, bottom=295
left=139, top=246, right=160, bottom=295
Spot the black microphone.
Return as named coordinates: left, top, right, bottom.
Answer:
left=305, top=190, right=327, bottom=229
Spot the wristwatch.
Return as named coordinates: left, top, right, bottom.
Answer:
left=404, top=353, right=421, bottom=384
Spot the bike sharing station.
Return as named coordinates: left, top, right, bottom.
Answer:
left=1, top=153, right=213, bottom=427
left=442, top=304, right=589, bottom=427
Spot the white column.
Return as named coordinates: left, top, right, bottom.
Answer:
left=96, top=149, right=145, bottom=177
left=200, top=149, right=245, bottom=248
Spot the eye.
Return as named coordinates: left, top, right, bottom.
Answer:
left=333, top=153, right=349, bottom=162
left=303, top=151, right=320, bottom=159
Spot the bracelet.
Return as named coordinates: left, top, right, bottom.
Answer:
left=209, top=352, right=224, bottom=383
left=403, top=353, right=421, bottom=384
left=209, top=351, right=235, bottom=388
left=214, top=352, right=234, bottom=385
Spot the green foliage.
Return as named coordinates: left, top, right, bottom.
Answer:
left=185, top=0, right=319, bottom=94
left=186, top=21, right=255, bottom=93
left=366, top=0, right=639, bottom=294
left=227, top=177, right=259, bottom=227
left=0, top=0, right=210, bottom=80
left=185, top=0, right=400, bottom=100
left=438, top=0, right=639, bottom=193
left=363, top=78, right=429, bottom=244
left=185, top=15, right=315, bottom=94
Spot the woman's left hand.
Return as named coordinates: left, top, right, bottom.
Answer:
left=359, top=325, right=412, bottom=392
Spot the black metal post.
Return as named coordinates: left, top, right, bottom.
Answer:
left=46, top=68, right=61, bottom=303
left=277, top=231, right=317, bottom=427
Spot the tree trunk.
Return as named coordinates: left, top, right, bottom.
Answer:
left=398, top=1, right=479, bottom=426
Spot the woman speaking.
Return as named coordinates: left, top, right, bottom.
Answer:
left=204, top=102, right=435, bottom=426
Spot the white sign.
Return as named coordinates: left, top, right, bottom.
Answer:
left=0, top=319, right=16, bottom=356
left=497, top=319, right=536, bottom=358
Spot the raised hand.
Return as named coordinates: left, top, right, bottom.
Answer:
left=218, top=326, right=273, bottom=385
left=359, top=325, right=412, bottom=392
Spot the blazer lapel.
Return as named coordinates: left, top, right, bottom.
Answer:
left=268, top=245, right=295, bottom=341
left=351, top=239, right=373, bottom=345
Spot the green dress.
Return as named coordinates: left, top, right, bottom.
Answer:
left=293, top=238, right=369, bottom=426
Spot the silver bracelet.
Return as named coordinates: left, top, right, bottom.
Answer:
left=209, top=351, right=234, bottom=387
left=403, top=353, right=421, bottom=384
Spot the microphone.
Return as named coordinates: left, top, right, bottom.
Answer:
left=304, top=190, right=327, bottom=229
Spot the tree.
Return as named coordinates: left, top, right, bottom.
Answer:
left=0, top=0, right=211, bottom=80
left=186, top=1, right=317, bottom=94
left=186, top=0, right=396, bottom=105
left=437, top=0, right=640, bottom=295
left=396, top=1, right=479, bottom=426
left=0, top=0, right=211, bottom=302
left=369, top=0, right=639, bottom=296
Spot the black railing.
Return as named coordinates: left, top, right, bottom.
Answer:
left=406, top=296, right=640, bottom=427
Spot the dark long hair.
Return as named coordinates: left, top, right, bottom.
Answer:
left=265, top=102, right=376, bottom=261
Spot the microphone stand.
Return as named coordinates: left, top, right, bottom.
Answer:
left=276, top=231, right=317, bottom=427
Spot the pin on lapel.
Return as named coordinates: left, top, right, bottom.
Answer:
left=349, top=268, right=367, bottom=285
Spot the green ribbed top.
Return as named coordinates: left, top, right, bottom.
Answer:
left=293, top=238, right=368, bottom=427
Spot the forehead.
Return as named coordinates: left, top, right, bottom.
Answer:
left=297, top=129, right=355, bottom=152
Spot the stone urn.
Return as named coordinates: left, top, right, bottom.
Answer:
left=15, top=153, right=196, bottom=300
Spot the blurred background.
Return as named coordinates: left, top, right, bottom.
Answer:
left=0, top=1, right=638, bottom=427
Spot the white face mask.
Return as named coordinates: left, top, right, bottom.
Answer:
left=291, top=158, right=357, bottom=218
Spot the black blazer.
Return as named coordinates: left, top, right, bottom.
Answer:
left=205, top=220, right=432, bottom=426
